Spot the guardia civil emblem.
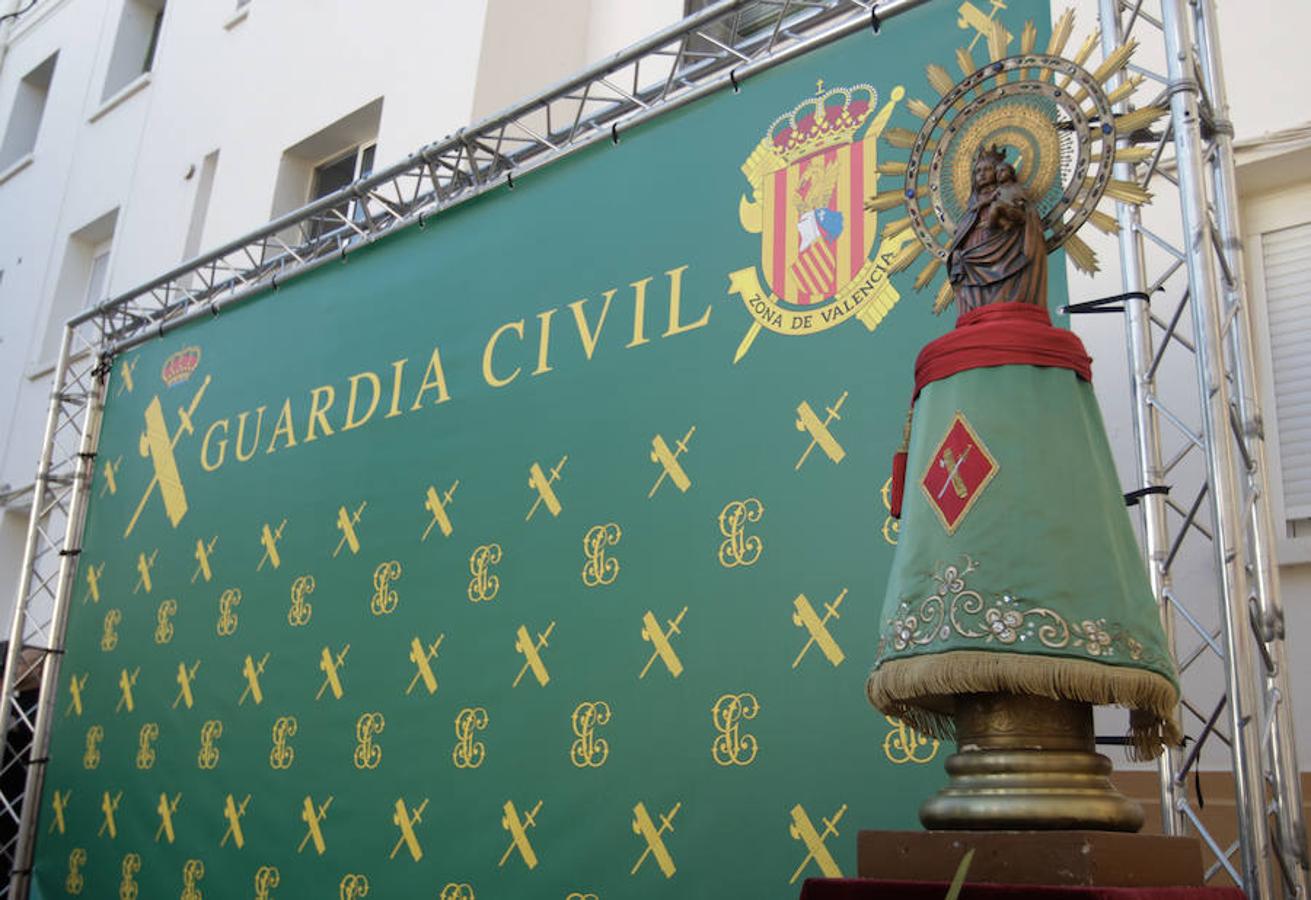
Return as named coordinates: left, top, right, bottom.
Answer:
left=729, top=80, right=914, bottom=363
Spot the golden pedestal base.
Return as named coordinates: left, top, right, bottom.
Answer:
left=919, top=693, right=1144, bottom=832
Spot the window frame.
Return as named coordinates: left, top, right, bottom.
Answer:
left=1242, top=177, right=1311, bottom=562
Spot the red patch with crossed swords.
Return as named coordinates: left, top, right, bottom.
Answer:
left=919, top=412, right=998, bottom=535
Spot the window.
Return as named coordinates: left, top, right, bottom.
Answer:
left=38, top=209, right=118, bottom=365
left=84, top=242, right=112, bottom=309
left=103, top=0, right=166, bottom=101
left=0, top=52, right=57, bottom=172
left=1243, top=177, right=1311, bottom=551
left=268, top=98, right=382, bottom=247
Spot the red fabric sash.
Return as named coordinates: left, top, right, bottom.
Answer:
left=888, top=303, right=1093, bottom=518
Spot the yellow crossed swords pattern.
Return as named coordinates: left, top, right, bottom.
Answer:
left=390, top=797, right=429, bottom=861
left=648, top=426, right=695, bottom=498
left=407, top=635, right=443, bottom=696
left=792, top=589, right=848, bottom=669
left=257, top=519, right=287, bottom=571
left=99, top=455, right=122, bottom=498
left=115, top=667, right=139, bottom=713
left=191, top=535, right=217, bottom=583
left=499, top=800, right=542, bottom=869
left=631, top=801, right=680, bottom=878
left=317, top=644, right=350, bottom=700
left=155, top=792, right=180, bottom=844
left=221, top=793, right=251, bottom=848
left=124, top=375, right=211, bottom=538
left=422, top=481, right=459, bottom=540
left=299, top=794, right=332, bottom=855
left=333, top=501, right=367, bottom=557
left=132, top=549, right=157, bottom=594
left=525, top=456, right=567, bottom=521
left=512, top=622, right=555, bottom=688
left=83, top=562, right=104, bottom=604
left=795, top=390, right=848, bottom=470
left=639, top=607, right=687, bottom=679
left=788, top=803, right=847, bottom=882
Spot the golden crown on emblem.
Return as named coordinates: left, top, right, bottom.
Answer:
left=161, top=346, right=201, bottom=386
left=765, top=82, right=878, bottom=164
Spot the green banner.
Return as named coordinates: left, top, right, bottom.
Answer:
left=34, top=3, right=1061, bottom=897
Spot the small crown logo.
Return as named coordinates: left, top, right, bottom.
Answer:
left=767, top=81, right=878, bottom=164
left=162, top=347, right=201, bottom=387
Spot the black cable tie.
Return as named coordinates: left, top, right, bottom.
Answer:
left=58, top=548, right=81, bottom=557
left=77, top=451, right=98, bottom=461
left=505, top=170, right=514, bottom=190
left=729, top=68, right=740, bottom=93
left=10, top=868, right=31, bottom=876
left=417, top=211, right=427, bottom=229
left=27, top=756, right=49, bottom=765
left=871, top=4, right=880, bottom=33
left=209, top=299, right=220, bottom=318
left=611, top=122, right=620, bottom=145
left=1094, top=735, right=1133, bottom=745
left=1060, top=290, right=1152, bottom=315
left=1124, top=485, right=1170, bottom=506
left=157, top=320, right=167, bottom=340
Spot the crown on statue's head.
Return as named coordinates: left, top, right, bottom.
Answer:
left=161, top=346, right=201, bottom=386
left=768, top=82, right=878, bottom=164
left=976, top=143, right=1009, bottom=166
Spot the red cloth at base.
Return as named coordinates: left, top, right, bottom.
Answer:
left=887, top=303, right=1094, bottom=518
left=800, top=878, right=1247, bottom=900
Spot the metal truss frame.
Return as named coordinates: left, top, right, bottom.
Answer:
left=0, top=0, right=1302, bottom=897
left=1097, top=0, right=1307, bottom=896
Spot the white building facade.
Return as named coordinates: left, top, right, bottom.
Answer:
left=0, top=0, right=1309, bottom=781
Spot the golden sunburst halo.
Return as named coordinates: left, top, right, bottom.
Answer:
left=863, top=8, right=1165, bottom=313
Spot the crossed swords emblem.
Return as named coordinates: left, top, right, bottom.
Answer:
left=640, top=607, right=687, bottom=679
left=221, top=793, right=251, bottom=848
left=99, top=455, right=122, bottom=497
left=133, top=549, right=158, bottom=594
left=98, top=790, right=122, bottom=838
left=512, top=622, right=555, bottom=688
left=422, top=481, right=459, bottom=540
left=49, top=789, right=70, bottom=835
left=66, top=673, right=88, bottom=716
left=526, top=456, right=567, bottom=521
left=257, top=519, right=287, bottom=571
left=191, top=536, right=217, bottom=583
left=649, top=426, right=695, bottom=498
left=239, top=653, right=269, bottom=705
left=407, top=634, right=444, bottom=695
left=155, top=792, right=180, bottom=844
left=333, top=501, right=367, bottom=557
left=298, top=795, right=332, bottom=855
left=795, top=391, right=848, bottom=470
left=115, top=666, right=140, bottom=713
left=499, top=800, right=542, bottom=869
left=173, top=660, right=200, bottom=709
left=125, top=374, right=211, bottom=538
left=390, top=797, right=429, bottom=861
left=792, top=589, right=848, bottom=669
left=83, top=561, right=105, bottom=604
left=631, top=801, right=680, bottom=878
left=317, top=644, right=350, bottom=700
left=789, top=803, right=847, bottom=882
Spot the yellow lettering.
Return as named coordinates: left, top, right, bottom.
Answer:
left=481, top=323, right=523, bottom=389
left=234, top=407, right=265, bottom=463
left=628, top=276, right=653, bottom=348
left=343, top=372, right=381, bottom=431
left=200, top=420, right=229, bottom=472
left=386, top=358, right=407, bottom=419
left=569, top=290, right=614, bottom=361
left=267, top=399, right=298, bottom=454
left=305, top=386, right=336, bottom=443
left=532, top=309, right=556, bottom=376
left=662, top=265, right=709, bottom=337
left=411, top=346, right=453, bottom=408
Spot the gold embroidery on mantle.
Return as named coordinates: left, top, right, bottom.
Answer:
left=878, top=556, right=1159, bottom=668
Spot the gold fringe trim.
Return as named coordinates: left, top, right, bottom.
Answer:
left=867, top=650, right=1182, bottom=761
